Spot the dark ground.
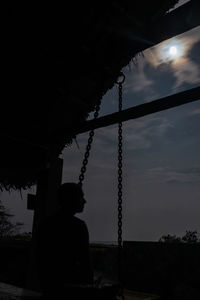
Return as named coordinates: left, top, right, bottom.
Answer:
left=0, top=239, right=200, bottom=299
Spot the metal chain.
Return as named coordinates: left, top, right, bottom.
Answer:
left=116, top=72, right=125, bottom=299
left=78, top=99, right=101, bottom=186
left=78, top=72, right=125, bottom=299
left=118, top=81, right=123, bottom=258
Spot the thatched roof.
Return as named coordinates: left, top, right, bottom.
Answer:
left=1, top=1, right=180, bottom=190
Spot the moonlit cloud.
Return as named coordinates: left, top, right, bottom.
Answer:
left=190, top=108, right=200, bottom=116
left=126, top=60, right=154, bottom=92
left=172, top=57, right=200, bottom=88
left=123, top=116, right=174, bottom=150
left=125, top=27, right=200, bottom=96
left=143, top=166, right=200, bottom=185
left=1, top=20, right=200, bottom=242
left=156, top=38, right=187, bottom=64
left=151, top=28, right=200, bottom=88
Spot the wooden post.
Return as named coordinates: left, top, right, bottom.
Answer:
left=27, top=158, right=63, bottom=291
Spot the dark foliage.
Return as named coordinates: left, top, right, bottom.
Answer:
left=159, top=230, right=200, bottom=243
left=0, top=199, right=23, bottom=238
left=1, top=1, right=179, bottom=190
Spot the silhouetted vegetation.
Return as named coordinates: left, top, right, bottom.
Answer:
left=12, top=231, right=32, bottom=241
left=159, top=230, right=200, bottom=243
left=0, top=238, right=31, bottom=287
left=123, top=241, right=200, bottom=300
left=0, top=199, right=24, bottom=238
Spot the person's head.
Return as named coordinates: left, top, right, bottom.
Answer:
left=57, top=182, right=86, bottom=214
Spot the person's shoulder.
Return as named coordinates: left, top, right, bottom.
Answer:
left=73, top=216, right=88, bottom=230
left=73, top=216, right=86, bottom=225
left=73, top=216, right=89, bottom=240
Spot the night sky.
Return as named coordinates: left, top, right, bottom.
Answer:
left=1, top=11, right=200, bottom=242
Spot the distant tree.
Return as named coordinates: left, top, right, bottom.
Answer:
left=159, top=231, right=200, bottom=243
left=159, top=234, right=181, bottom=243
left=13, top=231, right=32, bottom=241
left=181, top=230, right=199, bottom=243
left=0, top=199, right=24, bottom=238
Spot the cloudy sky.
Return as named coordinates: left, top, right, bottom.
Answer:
left=1, top=4, right=200, bottom=242
left=60, top=25, right=200, bottom=242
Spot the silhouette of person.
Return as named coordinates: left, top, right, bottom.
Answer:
left=35, top=182, right=93, bottom=295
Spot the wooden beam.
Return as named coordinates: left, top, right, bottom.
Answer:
left=144, top=0, right=200, bottom=48
left=76, top=86, right=200, bottom=134
left=72, top=2, right=200, bottom=137
left=119, top=1, right=200, bottom=59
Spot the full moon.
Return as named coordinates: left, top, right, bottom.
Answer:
left=169, top=46, right=177, bottom=56
left=157, top=38, right=185, bottom=63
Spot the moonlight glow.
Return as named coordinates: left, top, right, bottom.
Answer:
left=169, top=46, right=177, bottom=56
left=157, top=39, right=185, bottom=63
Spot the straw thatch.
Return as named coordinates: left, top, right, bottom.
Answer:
left=1, top=1, right=179, bottom=190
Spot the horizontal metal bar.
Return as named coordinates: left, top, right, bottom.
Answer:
left=76, top=86, right=200, bottom=134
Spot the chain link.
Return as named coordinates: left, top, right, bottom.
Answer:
left=78, top=73, right=125, bottom=299
left=117, top=72, right=125, bottom=298
left=78, top=100, right=101, bottom=186
left=118, top=82, right=123, bottom=281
